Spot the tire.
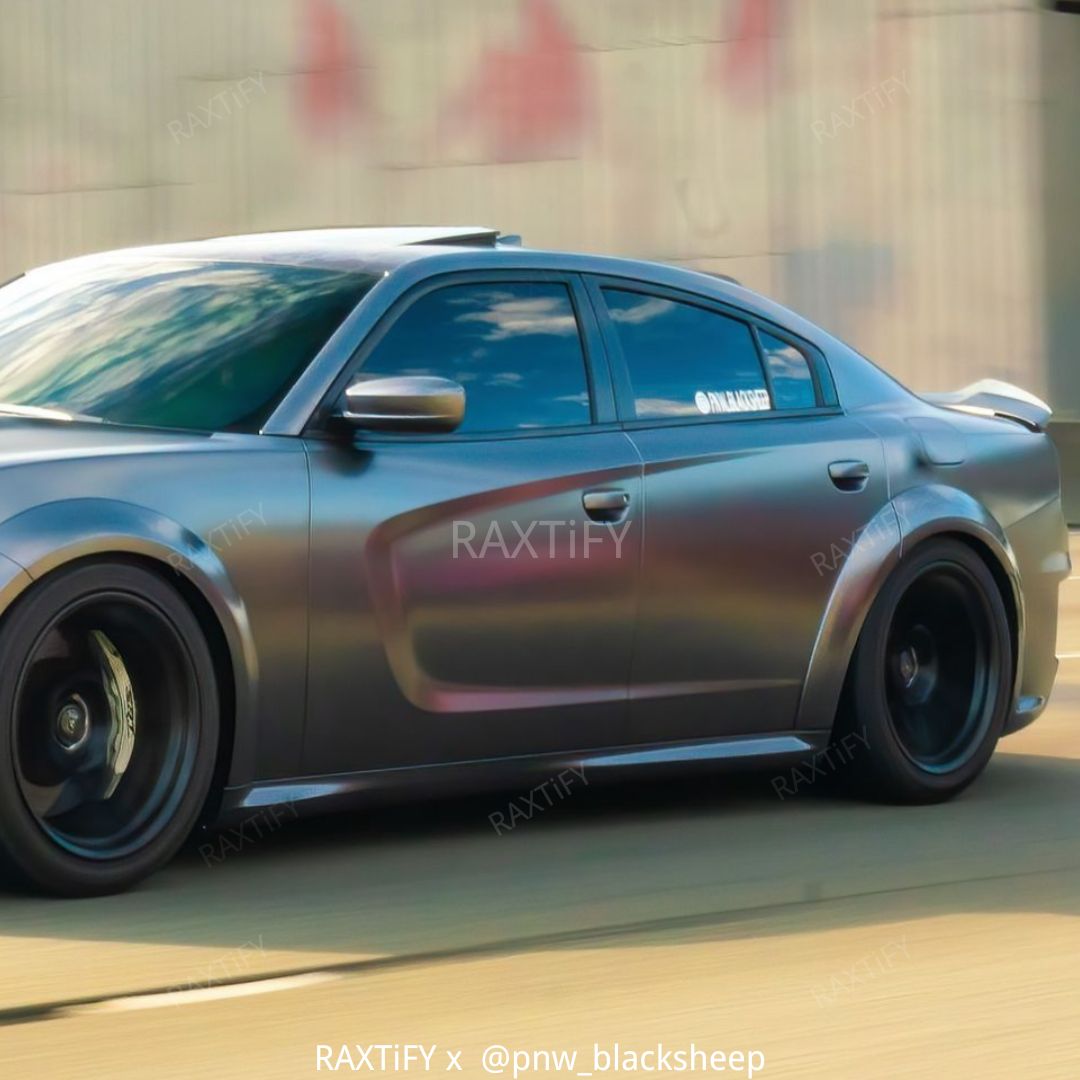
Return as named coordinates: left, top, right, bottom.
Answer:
left=0, top=561, right=219, bottom=896
left=836, top=538, right=1013, bottom=804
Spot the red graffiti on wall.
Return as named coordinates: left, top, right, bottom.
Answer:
left=295, top=0, right=371, bottom=140
left=442, top=0, right=590, bottom=161
left=712, top=0, right=788, bottom=102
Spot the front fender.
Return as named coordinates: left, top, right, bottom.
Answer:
left=0, top=498, right=258, bottom=779
left=795, top=484, right=1022, bottom=730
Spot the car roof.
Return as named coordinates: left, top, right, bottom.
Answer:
left=17, top=224, right=913, bottom=426
left=30, top=226, right=892, bottom=399
left=33, top=227, right=505, bottom=275
left=32, top=223, right=782, bottom=321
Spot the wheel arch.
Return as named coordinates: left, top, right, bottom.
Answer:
left=935, top=531, right=1020, bottom=689
left=795, top=484, right=1023, bottom=731
left=0, top=499, right=258, bottom=803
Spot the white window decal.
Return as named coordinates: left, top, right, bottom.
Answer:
left=694, top=388, right=771, bottom=415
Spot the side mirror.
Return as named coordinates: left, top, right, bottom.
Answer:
left=336, top=375, right=465, bottom=434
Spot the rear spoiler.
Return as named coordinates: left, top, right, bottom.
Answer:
left=921, top=379, right=1052, bottom=433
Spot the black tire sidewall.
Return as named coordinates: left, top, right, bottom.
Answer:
left=848, top=539, right=1013, bottom=803
left=0, top=561, right=218, bottom=896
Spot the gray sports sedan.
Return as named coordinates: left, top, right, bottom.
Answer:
left=0, top=227, right=1067, bottom=895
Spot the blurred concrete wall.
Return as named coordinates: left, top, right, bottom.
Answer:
left=0, top=0, right=1076, bottom=403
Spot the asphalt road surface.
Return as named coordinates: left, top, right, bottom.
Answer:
left=3, top=542, right=1080, bottom=1079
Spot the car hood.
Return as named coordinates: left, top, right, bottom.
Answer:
left=0, top=418, right=234, bottom=470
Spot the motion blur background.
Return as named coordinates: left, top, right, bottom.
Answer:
left=0, top=0, right=1077, bottom=454
left=2, top=5, right=1080, bottom=1077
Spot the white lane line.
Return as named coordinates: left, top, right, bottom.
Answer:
left=1058, top=653, right=1080, bottom=660
left=64, top=971, right=340, bottom=1015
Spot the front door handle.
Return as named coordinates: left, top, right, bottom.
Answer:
left=828, top=460, right=870, bottom=491
left=583, top=489, right=631, bottom=514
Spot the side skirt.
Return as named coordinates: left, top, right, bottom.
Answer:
left=216, top=731, right=832, bottom=824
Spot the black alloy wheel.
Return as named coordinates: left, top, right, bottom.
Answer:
left=837, top=538, right=1012, bottom=803
left=0, top=562, right=218, bottom=895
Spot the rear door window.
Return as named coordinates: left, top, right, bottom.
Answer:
left=599, top=288, right=771, bottom=420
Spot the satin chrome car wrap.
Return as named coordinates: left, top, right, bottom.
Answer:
left=0, top=229, right=1067, bottom=828
left=0, top=495, right=263, bottom=781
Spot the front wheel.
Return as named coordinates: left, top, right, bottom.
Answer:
left=0, top=561, right=218, bottom=896
left=837, top=538, right=1013, bottom=803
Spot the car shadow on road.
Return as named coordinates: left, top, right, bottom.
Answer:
left=1, top=749, right=1079, bottom=989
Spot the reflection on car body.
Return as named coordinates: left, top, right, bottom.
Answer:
left=0, top=226, right=1066, bottom=895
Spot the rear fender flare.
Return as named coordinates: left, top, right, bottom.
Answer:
left=795, top=484, right=1022, bottom=730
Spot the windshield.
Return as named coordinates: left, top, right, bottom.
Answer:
left=0, top=258, right=378, bottom=432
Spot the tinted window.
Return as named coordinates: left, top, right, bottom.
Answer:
left=359, top=283, right=591, bottom=433
left=759, top=330, right=817, bottom=410
left=0, top=260, right=376, bottom=432
left=601, top=289, right=770, bottom=419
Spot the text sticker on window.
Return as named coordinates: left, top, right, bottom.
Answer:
left=694, top=389, right=771, bottom=415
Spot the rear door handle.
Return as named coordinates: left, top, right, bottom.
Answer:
left=583, top=489, right=631, bottom=513
left=828, top=460, right=870, bottom=490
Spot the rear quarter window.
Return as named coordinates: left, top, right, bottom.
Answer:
left=757, top=330, right=818, bottom=410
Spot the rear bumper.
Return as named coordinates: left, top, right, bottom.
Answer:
left=1002, top=496, right=1069, bottom=736
left=1004, top=682, right=1055, bottom=736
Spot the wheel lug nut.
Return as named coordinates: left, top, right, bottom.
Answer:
left=55, top=698, right=89, bottom=750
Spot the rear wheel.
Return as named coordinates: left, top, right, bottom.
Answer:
left=0, top=562, right=218, bottom=895
left=838, top=538, right=1012, bottom=803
